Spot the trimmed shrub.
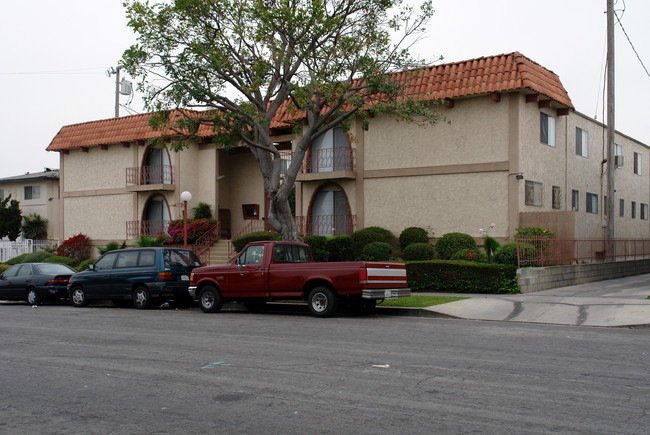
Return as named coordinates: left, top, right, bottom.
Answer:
left=350, top=226, right=395, bottom=260
left=361, top=242, right=393, bottom=261
left=22, top=251, right=55, bottom=263
left=493, top=242, right=539, bottom=267
left=56, top=234, right=92, bottom=264
left=303, top=235, right=328, bottom=262
left=326, top=235, right=353, bottom=262
left=232, top=231, right=282, bottom=253
left=399, top=227, right=429, bottom=250
left=76, top=259, right=96, bottom=272
left=406, top=260, right=519, bottom=294
left=43, top=256, right=77, bottom=267
left=99, top=241, right=126, bottom=255
left=435, top=232, right=477, bottom=260
left=402, top=243, right=435, bottom=261
left=192, top=202, right=213, bottom=219
left=450, top=248, right=487, bottom=263
left=4, top=253, right=29, bottom=265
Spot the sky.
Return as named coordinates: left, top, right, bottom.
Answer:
left=1, top=0, right=648, bottom=178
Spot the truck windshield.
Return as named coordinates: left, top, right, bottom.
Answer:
left=272, top=244, right=312, bottom=263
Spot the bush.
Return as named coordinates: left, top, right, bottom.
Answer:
left=22, top=251, right=55, bottom=263
left=450, top=248, right=487, bottom=263
left=361, top=242, right=394, bottom=261
left=43, top=256, right=77, bottom=267
left=514, top=226, right=555, bottom=240
left=493, top=242, right=539, bottom=267
left=402, top=243, right=435, bottom=261
left=133, top=235, right=166, bottom=247
left=166, top=219, right=219, bottom=245
left=192, top=202, right=213, bottom=219
left=406, top=260, right=519, bottom=294
left=76, top=259, right=96, bottom=272
left=326, top=235, right=353, bottom=262
left=231, top=231, right=282, bottom=253
left=0, top=264, right=10, bottom=273
left=4, top=253, right=29, bottom=265
left=56, top=234, right=92, bottom=264
left=303, top=235, right=328, bottom=262
left=99, top=241, right=126, bottom=255
left=21, top=213, right=48, bottom=240
left=350, top=226, right=395, bottom=260
left=482, top=236, right=500, bottom=261
left=435, top=232, right=477, bottom=260
left=399, top=227, right=429, bottom=250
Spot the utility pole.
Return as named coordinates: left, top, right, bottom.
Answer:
left=606, top=0, right=616, bottom=257
left=106, top=66, right=121, bottom=118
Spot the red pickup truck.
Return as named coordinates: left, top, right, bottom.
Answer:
left=188, top=241, right=411, bottom=317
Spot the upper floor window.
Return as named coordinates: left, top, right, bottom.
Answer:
left=586, top=192, right=598, bottom=214
left=571, top=189, right=579, bottom=211
left=24, top=185, right=40, bottom=200
left=552, top=185, right=561, bottom=209
left=540, top=113, right=556, bottom=147
left=620, top=199, right=625, bottom=217
left=642, top=204, right=648, bottom=220
left=634, top=152, right=642, bottom=175
left=615, top=144, right=622, bottom=156
left=632, top=201, right=637, bottom=219
left=575, top=127, right=588, bottom=157
left=525, top=180, right=543, bottom=206
left=310, top=127, right=352, bottom=173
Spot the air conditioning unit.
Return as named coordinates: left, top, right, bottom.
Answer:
left=615, top=155, right=624, bottom=167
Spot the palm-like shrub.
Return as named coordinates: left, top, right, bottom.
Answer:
left=21, top=213, right=48, bottom=240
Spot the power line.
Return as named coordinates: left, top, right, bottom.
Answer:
left=614, top=9, right=650, bottom=78
left=0, top=67, right=106, bottom=76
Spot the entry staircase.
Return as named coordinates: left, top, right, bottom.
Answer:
left=208, top=239, right=232, bottom=265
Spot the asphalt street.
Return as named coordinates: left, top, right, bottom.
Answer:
left=0, top=302, right=648, bottom=434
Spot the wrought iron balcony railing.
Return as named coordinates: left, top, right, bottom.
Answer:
left=126, top=165, right=174, bottom=186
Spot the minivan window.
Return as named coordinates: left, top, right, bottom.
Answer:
left=164, top=249, right=201, bottom=267
left=94, top=252, right=118, bottom=271
left=116, top=251, right=139, bottom=268
left=139, top=250, right=156, bottom=267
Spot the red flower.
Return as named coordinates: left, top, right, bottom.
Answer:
left=467, top=252, right=472, bottom=259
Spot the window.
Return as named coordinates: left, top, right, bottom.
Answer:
left=540, top=113, right=556, bottom=147
left=525, top=180, right=543, bottom=206
left=615, top=144, right=622, bottom=156
left=620, top=199, right=625, bottom=217
left=552, top=186, right=561, bottom=209
left=272, top=244, right=312, bottom=263
left=242, top=204, right=260, bottom=220
left=116, top=251, right=139, bottom=268
left=634, top=152, right=642, bottom=175
left=586, top=193, right=598, bottom=214
left=239, top=245, right=264, bottom=265
left=94, top=252, right=118, bottom=271
left=24, top=185, right=40, bottom=200
left=642, top=204, right=648, bottom=220
left=632, top=201, right=637, bottom=219
left=139, top=250, right=156, bottom=267
left=604, top=196, right=607, bottom=216
left=571, top=190, right=579, bottom=211
left=575, top=127, right=588, bottom=157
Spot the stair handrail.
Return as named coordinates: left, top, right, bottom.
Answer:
left=194, top=222, right=221, bottom=265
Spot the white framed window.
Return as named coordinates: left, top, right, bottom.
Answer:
left=571, top=189, right=579, bottom=211
left=615, top=144, right=622, bottom=156
left=24, top=185, right=40, bottom=200
left=575, top=127, right=588, bottom=157
left=525, top=180, right=543, bottom=206
left=586, top=193, right=598, bottom=214
left=540, top=112, right=556, bottom=147
left=552, top=185, right=561, bottom=209
left=642, top=204, right=648, bottom=220
left=634, top=152, right=642, bottom=175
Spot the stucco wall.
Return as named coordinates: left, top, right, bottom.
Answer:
left=64, top=146, right=134, bottom=191
left=0, top=179, right=60, bottom=240
left=64, top=194, right=133, bottom=240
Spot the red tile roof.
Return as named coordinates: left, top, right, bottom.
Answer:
left=47, top=52, right=572, bottom=152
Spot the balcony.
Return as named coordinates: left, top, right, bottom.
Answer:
left=295, top=215, right=356, bottom=236
left=126, top=165, right=175, bottom=191
left=297, top=148, right=356, bottom=181
left=126, top=220, right=172, bottom=239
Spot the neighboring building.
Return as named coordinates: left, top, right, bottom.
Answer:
left=0, top=168, right=61, bottom=241
left=46, top=52, right=649, bottom=249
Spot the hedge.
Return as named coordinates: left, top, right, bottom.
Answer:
left=43, top=256, right=78, bottom=267
left=399, top=227, right=429, bottom=250
left=350, top=226, right=395, bottom=260
left=435, top=232, right=477, bottom=260
left=361, top=242, right=393, bottom=261
left=406, top=260, right=519, bottom=294
left=303, top=235, right=328, bottom=262
left=231, top=230, right=282, bottom=253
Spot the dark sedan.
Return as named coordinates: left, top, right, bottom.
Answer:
left=0, top=263, right=77, bottom=305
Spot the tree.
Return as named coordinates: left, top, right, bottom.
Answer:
left=123, top=0, right=440, bottom=241
left=0, top=195, right=22, bottom=241
left=21, top=213, right=49, bottom=240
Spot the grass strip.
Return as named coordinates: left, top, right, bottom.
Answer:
left=378, top=295, right=467, bottom=308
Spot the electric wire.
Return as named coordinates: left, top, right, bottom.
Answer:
left=614, top=1, right=650, bottom=78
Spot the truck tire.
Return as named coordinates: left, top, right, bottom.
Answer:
left=199, top=286, right=223, bottom=313
left=307, top=286, right=337, bottom=317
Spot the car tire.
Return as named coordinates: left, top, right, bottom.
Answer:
left=70, top=286, right=88, bottom=307
left=26, top=288, right=41, bottom=305
left=133, top=286, right=153, bottom=309
left=307, top=286, right=337, bottom=318
left=199, top=286, right=223, bottom=313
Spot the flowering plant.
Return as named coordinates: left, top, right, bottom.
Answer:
left=165, top=219, right=219, bottom=244
left=56, top=233, right=92, bottom=263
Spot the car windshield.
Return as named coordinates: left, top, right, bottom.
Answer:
left=164, top=249, right=201, bottom=267
left=36, top=264, right=76, bottom=275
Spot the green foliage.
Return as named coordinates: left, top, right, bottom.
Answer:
left=76, top=259, right=96, bottom=272
left=406, top=261, right=519, bottom=294
left=450, top=248, right=487, bottom=263
left=99, top=241, right=126, bottom=255
left=483, top=236, right=500, bottom=261
left=56, top=234, right=92, bottom=263
left=0, top=264, right=10, bottom=273
left=232, top=231, right=282, bottom=253
left=402, top=243, right=435, bottom=261
left=4, top=253, right=29, bottom=265
left=493, top=242, right=540, bottom=267
left=22, top=251, right=55, bottom=263
left=399, top=227, right=429, bottom=250
left=326, top=235, right=353, bottom=262
left=361, top=242, right=394, bottom=261
left=514, top=226, right=556, bottom=240
left=303, top=235, right=328, bottom=262
left=351, top=226, right=395, bottom=260
left=435, top=232, right=477, bottom=260
left=133, top=235, right=166, bottom=247
left=192, top=202, right=213, bottom=219
left=0, top=195, right=22, bottom=241
left=43, top=256, right=77, bottom=267
left=166, top=219, right=219, bottom=244
left=21, top=213, right=48, bottom=240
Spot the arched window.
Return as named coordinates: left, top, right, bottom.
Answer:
left=143, top=146, right=172, bottom=184
left=308, top=184, right=352, bottom=236
left=143, top=195, right=171, bottom=236
left=310, top=127, right=352, bottom=173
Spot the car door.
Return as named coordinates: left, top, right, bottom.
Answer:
left=82, top=252, right=118, bottom=296
left=12, top=264, right=34, bottom=299
left=110, top=250, right=142, bottom=298
left=227, top=244, right=267, bottom=297
left=0, top=265, right=23, bottom=300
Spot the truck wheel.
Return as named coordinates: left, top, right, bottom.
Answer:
left=199, top=286, right=223, bottom=313
left=308, top=286, right=337, bottom=317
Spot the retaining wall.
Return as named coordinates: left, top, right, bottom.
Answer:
left=517, top=260, right=650, bottom=293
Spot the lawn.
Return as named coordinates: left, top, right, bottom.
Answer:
left=378, top=295, right=467, bottom=308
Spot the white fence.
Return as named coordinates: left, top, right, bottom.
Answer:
left=0, top=240, right=59, bottom=263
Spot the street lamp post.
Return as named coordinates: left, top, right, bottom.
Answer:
left=180, top=191, right=192, bottom=248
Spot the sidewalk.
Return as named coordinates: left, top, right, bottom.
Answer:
left=383, top=273, right=650, bottom=327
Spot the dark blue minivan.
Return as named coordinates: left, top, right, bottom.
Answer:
left=67, top=247, right=201, bottom=309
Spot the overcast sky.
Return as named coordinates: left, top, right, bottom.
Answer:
left=1, top=0, right=648, bottom=177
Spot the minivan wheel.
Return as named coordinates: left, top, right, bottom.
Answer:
left=27, top=288, right=41, bottom=305
left=199, top=286, right=223, bottom=313
left=307, top=286, right=337, bottom=317
left=133, top=286, right=153, bottom=309
left=70, top=287, right=88, bottom=307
